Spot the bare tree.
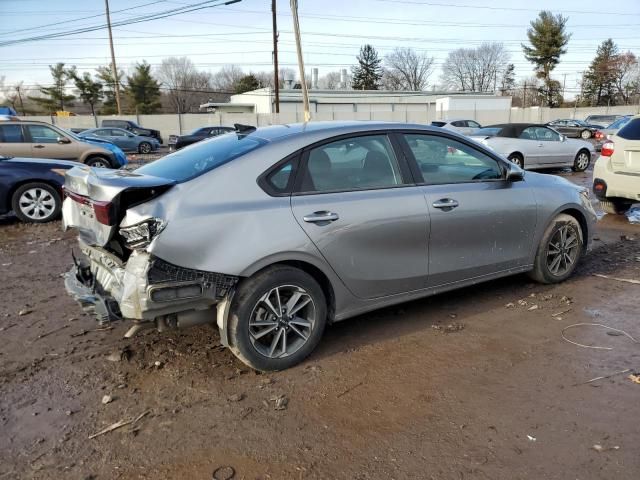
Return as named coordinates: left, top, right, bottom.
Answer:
left=1, top=78, right=26, bottom=114
left=441, top=43, right=510, bottom=92
left=382, top=48, right=435, bottom=91
left=613, top=51, right=639, bottom=104
left=319, top=71, right=342, bottom=89
left=156, top=57, right=214, bottom=113
left=211, top=64, right=245, bottom=92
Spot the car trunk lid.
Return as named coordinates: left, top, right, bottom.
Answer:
left=62, top=166, right=175, bottom=247
left=612, top=136, right=640, bottom=174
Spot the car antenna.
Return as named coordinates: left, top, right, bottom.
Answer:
left=234, top=123, right=256, bottom=133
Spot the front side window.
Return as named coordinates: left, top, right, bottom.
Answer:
left=535, top=127, right=560, bottom=141
left=93, top=129, right=110, bottom=136
left=467, top=120, right=481, bottom=128
left=110, top=129, right=127, bottom=137
left=451, top=120, right=466, bottom=127
left=136, top=132, right=267, bottom=182
left=0, top=125, right=24, bottom=143
left=27, top=125, right=62, bottom=143
left=299, top=135, right=403, bottom=193
left=404, top=134, right=502, bottom=184
left=520, top=127, right=538, bottom=140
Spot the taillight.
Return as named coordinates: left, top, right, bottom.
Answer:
left=92, top=200, right=115, bottom=225
left=594, top=131, right=604, bottom=140
left=601, top=141, right=614, bottom=157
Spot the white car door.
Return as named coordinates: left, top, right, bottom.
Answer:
left=517, top=127, right=545, bottom=166
left=534, top=127, right=571, bottom=166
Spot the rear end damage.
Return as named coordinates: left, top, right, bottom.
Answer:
left=62, top=165, right=238, bottom=338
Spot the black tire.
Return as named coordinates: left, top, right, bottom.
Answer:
left=600, top=199, right=631, bottom=215
left=508, top=153, right=524, bottom=168
left=228, top=265, right=327, bottom=371
left=580, top=129, right=592, bottom=139
left=138, top=142, right=152, bottom=154
left=85, top=156, right=112, bottom=168
left=572, top=149, right=591, bottom=172
left=528, top=213, right=583, bottom=284
left=11, top=182, right=62, bottom=223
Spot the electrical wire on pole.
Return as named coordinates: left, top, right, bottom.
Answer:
left=290, top=0, right=310, bottom=122
left=104, top=0, right=122, bottom=115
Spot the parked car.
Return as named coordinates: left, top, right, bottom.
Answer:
left=546, top=119, right=602, bottom=139
left=101, top=119, right=163, bottom=144
left=80, top=127, right=160, bottom=154
left=470, top=123, right=594, bottom=171
left=168, top=126, right=235, bottom=151
left=595, top=115, right=634, bottom=150
left=593, top=114, right=640, bottom=214
left=0, top=155, right=80, bottom=222
left=62, top=121, right=596, bottom=371
left=0, top=106, right=18, bottom=116
left=431, top=119, right=482, bottom=135
left=0, top=119, right=127, bottom=168
left=584, top=114, right=626, bottom=128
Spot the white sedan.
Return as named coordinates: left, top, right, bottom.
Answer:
left=471, top=123, right=595, bottom=171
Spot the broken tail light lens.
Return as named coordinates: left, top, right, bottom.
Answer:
left=119, top=218, right=166, bottom=249
left=64, top=189, right=115, bottom=226
left=601, top=141, right=614, bottom=157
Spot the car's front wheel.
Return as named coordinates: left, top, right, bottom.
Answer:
left=138, top=142, right=152, bottom=154
left=228, top=266, right=327, bottom=371
left=528, top=214, right=583, bottom=284
left=86, top=156, right=111, bottom=168
left=508, top=153, right=524, bottom=168
left=572, top=149, right=590, bottom=172
left=600, top=199, right=631, bottom=215
left=11, top=182, right=62, bottom=223
left=580, top=129, right=592, bottom=139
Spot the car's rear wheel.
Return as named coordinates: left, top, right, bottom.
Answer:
left=508, top=153, right=524, bottom=168
left=138, top=142, right=152, bottom=154
left=228, top=266, right=327, bottom=371
left=528, top=214, right=583, bottom=284
left=572, top=149, right=590, bottom=172
left=600, top=199, right=631, bottom=215
left=11, top=182, right=61, bottom=223
left=86, top=156, right=111, bottom=168
left=580, top=129, right=592, bottom=139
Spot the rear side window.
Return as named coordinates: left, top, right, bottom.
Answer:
left=299, top=135, right=403, bottom=193
left=617, top=118, right=640, bottom=140
left=136, top=132, right=266, bottom=182
left=451, top=121, right=466, bottom=127
left=431, top=121, right=446, bottom=127
left=0, top=125, right=24, bottom=142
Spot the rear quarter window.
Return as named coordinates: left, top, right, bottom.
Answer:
left=0, top=124, right=24, bottom=142
left=617, top=119, right=640, bottom=140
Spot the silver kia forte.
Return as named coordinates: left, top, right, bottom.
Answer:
left=62, top=122, right=597, bottom=371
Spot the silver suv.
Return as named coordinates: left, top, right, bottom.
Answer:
left=63, top=122, right=596, bottom=371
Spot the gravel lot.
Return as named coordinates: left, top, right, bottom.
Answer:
left=1, top=161, right=639, bottom=479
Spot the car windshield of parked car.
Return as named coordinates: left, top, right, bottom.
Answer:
left=573, top=120, right=588, bottom=126
left=136, top=133, right=267, bottom=182
left=607, top=117, right=631, bottom=130
left=474, top=127, right=502, bottom=137
left=190, top=127, right=207, bottom=135
left=616, top=118, right=640, bottom=140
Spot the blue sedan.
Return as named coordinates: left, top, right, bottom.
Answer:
left=80, top=128, right=160, bottom=154
left=0, top=156, right=81, bottom=223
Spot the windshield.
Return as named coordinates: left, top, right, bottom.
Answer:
left=573, top=120, right=588, bottom=126
left=474, top=127, right=502, bottom=136
left=136, top=132, right=267, bottom=182
left=190, top=127, right=206, bottom=135
left=607, top=117, right=632, bottom=130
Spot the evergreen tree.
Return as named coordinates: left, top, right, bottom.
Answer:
left=96, top=64, right=124, bottom=114
left=28, top=63, right=75, bottom=113
left=126, top=62, right=161, bottom=114
left=522, top=11, right=571, bottom=106
left=234, top=74, right=262, bottom=94
left=71, top=70, right=103, bottom=116
left=351, top=45, right=383, bottom=90
left=582, top=39, right=619, bottom=106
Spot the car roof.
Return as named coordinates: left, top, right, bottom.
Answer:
left=483, top=123, right=549, bottom=138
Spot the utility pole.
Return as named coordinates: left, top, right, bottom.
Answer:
left=104, top=0, right=122, bottom=115
left=290, top=0, right=310, bottom=121
left=16, top=85, right=25, bottom=115
left=523, top=81, right=527, bottom=108
left=271, top=0, right=280, bottom=113
left=562, top=73, right=567, bottom=99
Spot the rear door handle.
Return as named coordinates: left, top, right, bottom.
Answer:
left=303, top=211, right=339, bottom=223
left=432, top=198, right=459, bottom=210
left=33, top=145, right=45, bottom=149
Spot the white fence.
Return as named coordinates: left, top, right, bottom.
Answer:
left=23, top=104, right=640, bottom=144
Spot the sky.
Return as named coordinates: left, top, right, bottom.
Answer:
left=1, top=0, right=640, bottom=100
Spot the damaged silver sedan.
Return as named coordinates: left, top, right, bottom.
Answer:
left=63, top=122, right=597, bottom=371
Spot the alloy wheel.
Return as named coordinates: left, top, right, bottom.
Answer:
left=546, top=225, right=580, bottom=276
left=581, top=130, right=591, bottom=139
left=89, top=159, right=109, bottom=168
left=140, top=142, right=151, bottom=154
left=575, top=152, right=589, bottom=170
left=18, top=188, right=56, bottom=220
left=248, top=285, right=316, bottom=359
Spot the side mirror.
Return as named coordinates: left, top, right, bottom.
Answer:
left=561, top=135, right=567, bottom=142
left=57, top=136, right=71, bottom=144
left=128, top=133, right=135, bottom=138
left=506, top=163, right=524, bottom=182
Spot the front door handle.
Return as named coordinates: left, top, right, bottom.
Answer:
left=537, top=143, right=544, bottom=147
left=33, top=145, right=45, bottom=149
left=303, top=211, right=339, bottom=223
left=432, top=198, right=459, bottom=210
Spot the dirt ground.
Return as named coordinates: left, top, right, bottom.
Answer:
left=1, top=167, right=639, bottom=480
